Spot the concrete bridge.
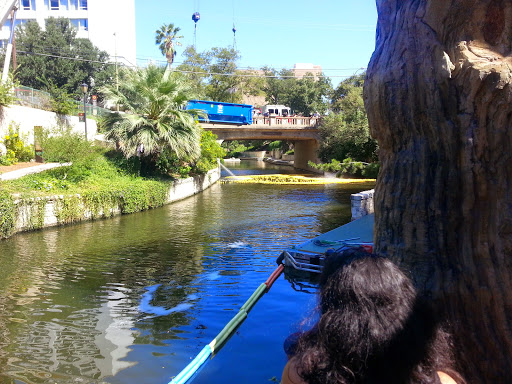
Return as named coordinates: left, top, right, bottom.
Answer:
left=200, top=116, right=321, bottom=172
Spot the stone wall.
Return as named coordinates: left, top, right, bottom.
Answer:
left=351, top=189, right=374, bottom=220
left=11, top=167, right=220, bottom=235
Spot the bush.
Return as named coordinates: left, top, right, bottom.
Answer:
left=45, top=83, right=77, bottom=115
left=0, top=149, right=17, bottom=165
left=223, top=140, right=248, bottom=158
left=0, top=75, right=18, bottom=107
left=40, top=126, right=92, bottom=163
left=192, top=130, right=225, bottom=174
left=269, top=140, right=282, bottom=150
left=2, top=122, right=33, bottom=163
left=308, top=158, right=380, bottom=178
left=155, top=149, right=192, bottom=178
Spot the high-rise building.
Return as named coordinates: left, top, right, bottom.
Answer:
left=0, top=0, right=135, bottom=66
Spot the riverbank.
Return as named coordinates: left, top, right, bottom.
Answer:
left=1, top=166, right=220, bottom=239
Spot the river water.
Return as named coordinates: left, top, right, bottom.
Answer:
left=0, top=161, right=374, bottom=384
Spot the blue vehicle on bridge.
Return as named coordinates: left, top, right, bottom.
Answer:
left=186, top=100, right=253, bottom=125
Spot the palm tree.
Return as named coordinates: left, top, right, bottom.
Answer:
left=155, top=23, right=183, bottom=73
left=100, top=65, right=206, bottom=174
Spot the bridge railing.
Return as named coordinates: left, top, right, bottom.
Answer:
left=252, top=116, right=320, bottom=127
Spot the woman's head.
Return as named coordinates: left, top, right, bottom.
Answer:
left=294, top=247, right=454, bottom=384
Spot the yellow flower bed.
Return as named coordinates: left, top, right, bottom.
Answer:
left=221, top=174, right=376, bottom=185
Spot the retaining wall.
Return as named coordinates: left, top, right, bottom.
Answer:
left=0, top=105, right=97, bottom=144
left=351, top=189, right=375, bottom=220
left=11, top=167, right=220, bottom=236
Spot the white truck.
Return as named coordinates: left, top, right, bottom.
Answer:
left=261, top=105, right=292, bottom=117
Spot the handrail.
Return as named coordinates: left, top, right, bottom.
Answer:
left=252, top=116, right=320, bottom=127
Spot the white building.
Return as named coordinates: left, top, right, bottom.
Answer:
left=0, top=0, right=135, bottom=66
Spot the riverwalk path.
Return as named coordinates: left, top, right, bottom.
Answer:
left=0, top=162, right=71, bottom=181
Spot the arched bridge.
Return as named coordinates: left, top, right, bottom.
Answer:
left=200, top=116, right=321, bottom=172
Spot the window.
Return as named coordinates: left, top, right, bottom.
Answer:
left=50, top=0, right=59, bottom=10
left=79, top=0, right=87, bottom=10
left=59, top=0, right=68, bottom=10
left=71, top=19, right=88, bottom=31
left=21, top=0, right=34, bottom=11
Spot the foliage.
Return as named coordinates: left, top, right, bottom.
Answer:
left=100, top=65, right=204, bottom=175
left=317, top=72, right=378, bottom=163
left=13, top=17, right=114, bottom=99
left=2, top=150, right=172, bottom=216
left=269, top=141, right=282, bottom=150
left=40, top=126, right=93, bottom=163
left=331, top=71, right=365, bottom=111
left=2, top=122, right=33, bottom=164
left=192, top=130, right=225, bottom=174
left=261, top=67, right=296, bottom=105
left=155, top=149, right=191, bottom=178
left=284, top=73, right=332, bottom=116
left=0, top=75, right=19, bottom=107
left=308, top=158, right=380, bottom=178
left=177, top=46, right=265, bottom=103
left=0, top=189, right=15, bottom=238
left=155, top=23, right=183, bottom=70
left=222, top=140, right=248, bottom=158
left=260, top=67, right=333, bottom=115
left=0, top=149, right=17, bottom=165
left=317, top=110, right=377, bottom=164
left=44, top=81, right=77, bottom=115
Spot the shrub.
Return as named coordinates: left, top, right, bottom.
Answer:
left=2, top=122, right=33, bottom=163
left=40, top=126, right=92, bottom=163
left=0, top=149, right=17, bottom=165
left=155, top=149, right=191, bottom=178
left=0, top=75, right=18, bottom=107
left=223, top=140, right=248, bottom=158
left=308, top=158, right=380, bottom=178
left=269, top=141, right=282, bottom=150
left=44, top=83, right=77, bottom=115
left=192, top=130, right=225, bottom=174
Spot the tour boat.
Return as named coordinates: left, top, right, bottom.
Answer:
left=278, top=214, right=374, bottom=274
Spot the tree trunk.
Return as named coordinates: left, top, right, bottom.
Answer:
left=364, top=1, right=512, bottom=381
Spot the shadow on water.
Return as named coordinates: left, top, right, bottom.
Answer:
left=0, top=161, right=375, bottom=384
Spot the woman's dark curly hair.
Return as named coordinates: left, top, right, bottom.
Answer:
left=292, top=247, right=463, bottom=384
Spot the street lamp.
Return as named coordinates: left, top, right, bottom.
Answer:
left=81, top=82, right=88, bottom=140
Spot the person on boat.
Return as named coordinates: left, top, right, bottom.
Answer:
left=282, top=247, right=465, bottom=384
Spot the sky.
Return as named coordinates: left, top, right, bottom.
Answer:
left=134, top=1, right=378, bottom=88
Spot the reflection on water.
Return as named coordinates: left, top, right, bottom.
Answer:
left=0, top=161, right=375, bottom=383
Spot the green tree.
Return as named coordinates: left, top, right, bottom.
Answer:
left=315, top=71, right=376, bottom=163
left=177, top=46, right=256, bottom=103
left=259, top=68, right=332, bottom=115
left=100, top=65, right=205, bottom=175
left=176, top=45, right=211, bottom=97
left=204, top=47, right=242, bottom=102
left=261, top=67, right=295, bottom=105
left=332, top=71, right=366, bottom=112
left=13, top=18, right=114, bottom=98
left=283, top=73, right=332, bottom=115
left=155, top=23, right=183, bottom=72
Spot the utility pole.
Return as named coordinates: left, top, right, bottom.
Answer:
left=114, top=32, right=119, bottom=112
left=1, top=4, right=17, bottom=83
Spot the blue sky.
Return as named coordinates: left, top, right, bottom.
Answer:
left=134, top=1, right=378, bottom=87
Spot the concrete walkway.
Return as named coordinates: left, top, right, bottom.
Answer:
left=0, top=162, right=71, bottom=181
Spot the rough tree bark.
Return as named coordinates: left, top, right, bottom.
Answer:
left=364, top=1, right=512, bottom=381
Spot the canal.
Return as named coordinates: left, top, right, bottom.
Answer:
left=0, top=162, right=375, bottom=384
